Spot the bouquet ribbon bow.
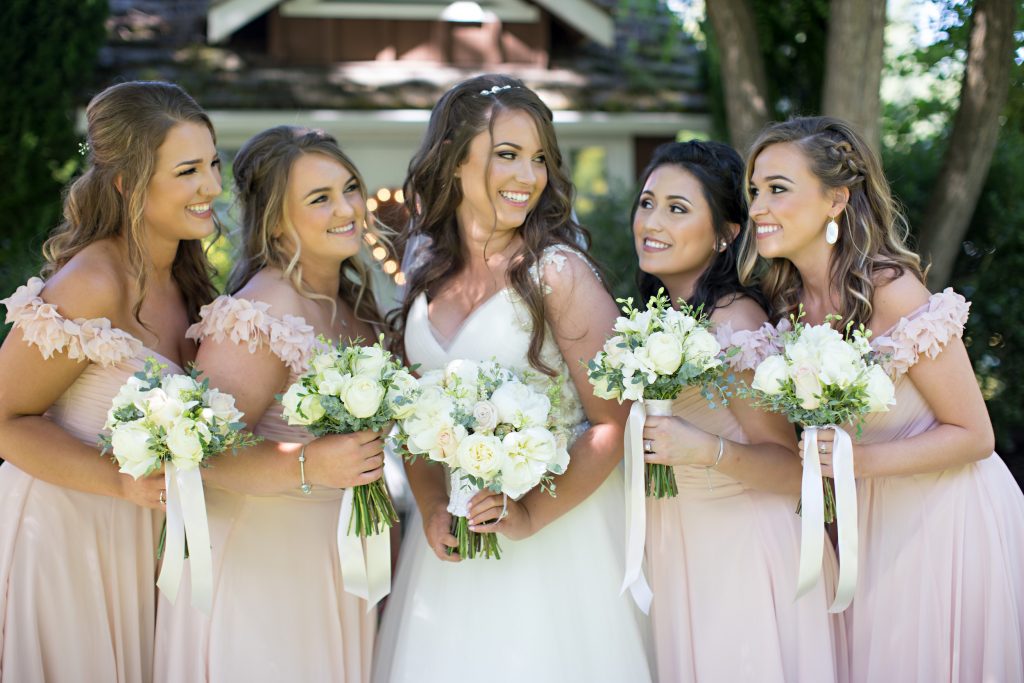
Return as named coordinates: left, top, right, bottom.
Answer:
left=156, top=463, right=214, bottom=615
left=337, top=486, right=392, bottom=610
left=620, top=398, right=670, bottom=614
left=797, top=425, right=859, bottom=612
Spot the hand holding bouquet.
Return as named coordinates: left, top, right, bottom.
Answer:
left=100, top=357, right=257, bottom=613
left=744, top=313, right=895, bottom=612
left=395, top=359, right=570, bottom=560
left=587, top=289, right=728, bottom=498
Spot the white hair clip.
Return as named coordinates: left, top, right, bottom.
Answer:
left=479, top=84, right=514, bottom=96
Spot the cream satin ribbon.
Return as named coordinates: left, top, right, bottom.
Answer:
left=796, top=425, right=859, bottom=613
left=621, top=398, right=671, bottom=614
left=337, top=487, right=392, bottom=611
left=156, top=463, right=213, bottom=615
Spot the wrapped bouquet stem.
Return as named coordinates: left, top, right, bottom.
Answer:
left=281, top=335, right=420, bottom=607
left=447, top=470, right=502, bottom=560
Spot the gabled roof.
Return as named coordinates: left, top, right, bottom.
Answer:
left=208, top=0, right=614, bottom=47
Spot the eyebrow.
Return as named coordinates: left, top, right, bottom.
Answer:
left=174, top=155, right=219, bottom=168
left=303, top=186, right=332, bottom=200
left=763, top=174, right=794, bottom=183
left=641, top=190, right=693, bottom=206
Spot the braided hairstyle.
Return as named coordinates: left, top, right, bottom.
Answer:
left=738, top=116, right=924, bottom=327
left=635, top=140, right=767, bottom=315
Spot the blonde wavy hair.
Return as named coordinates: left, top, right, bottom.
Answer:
left=42, top=81, right=218, bottom=323
left=738, top=116, right=924, bottom=328
left=227, top=126, right=391, bottom=331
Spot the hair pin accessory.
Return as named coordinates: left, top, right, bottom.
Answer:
left=479, top=85, right=514, bottom=96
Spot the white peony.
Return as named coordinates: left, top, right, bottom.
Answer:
left=340, top=374, right=385, bottom=419
left=456, top=433, right=505, bottom=481
left=751, top=355, right=789, bottom=395
left=110, top=420, right=160, bottom=479
left=818, top=347, right=862, bottom=388
left=644, top=331, right=684, bottom=375
left=863, top=364, right=896, bottom=413
left=472, top=400, right=499, bottom=432
left=490, top=381, right=551, bottom=429
left=501, top=427, right=558, bottom=497
left=166, top=417, right=210, bottom=470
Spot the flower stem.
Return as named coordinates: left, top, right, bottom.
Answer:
left=645, top=463, right=679, bottom=498
left=447, top=515, right=501, bottom=560
left=348, top=480, right=399, bottom=537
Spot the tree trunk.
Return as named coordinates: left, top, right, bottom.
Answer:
left=706, top=0, right=771, bottom=152
left=918, top=0, right=1018, bottom=289
left=821, top=0, right=886, bottom=152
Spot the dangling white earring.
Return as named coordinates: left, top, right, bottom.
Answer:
left=825, top=217, right=839, bottom=245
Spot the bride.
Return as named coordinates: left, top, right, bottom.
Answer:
left=373, top=74, right=652, bottom=682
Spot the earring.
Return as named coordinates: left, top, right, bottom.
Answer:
left=825, top=216, right=839, bottom=245
left=719, top=240, right=728, bottom=251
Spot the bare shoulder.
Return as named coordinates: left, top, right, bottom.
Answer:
left=710, top=294, right=769, bottom=332
left=537, top=246, right=604, bottom=300
left=235, top=269, right=305, bottom=319
left=42, top=241, right=127, bottom=321
left=870, top=271, right=931, bottom=333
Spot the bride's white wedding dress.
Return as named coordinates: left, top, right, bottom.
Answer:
left=373, top=246, right=652, bottom=683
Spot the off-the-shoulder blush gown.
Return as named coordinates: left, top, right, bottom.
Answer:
left=645, top=319, right=849, bottom=683
left=848, top=289, right=1024, bottom=682
left=0, top=278, right=164, bottom=683
left=373, top=246, right=652, bottom=683
left=153, top=295, right=374, bottom=683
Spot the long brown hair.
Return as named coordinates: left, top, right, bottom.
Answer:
left=228, top=126, right=390, bottom=331
left=394, top=74, right=602, bottom=374
left=42, top=81, right=217, bottom=324
left=738, top=116, right=924, bottom=328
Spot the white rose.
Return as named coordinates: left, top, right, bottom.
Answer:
left=645, top=331, right=683, bottom=375
left=864, top=365, right=896, bottom=413
left=112, top=375, right=151, bottom=410
left=317, top=368, right=350, bottom=397
left=386, top=371, right=420, bottom=419
left=490, top=382, right=551, bottom=429
left=110, top=420, right=160, bottom=479
left=456, top=433, right=505, bottom=481
left=601, top=335, right=629, bottom=368
left=591, top=374, right=623, bottom=402
left=144, top=388, right=187, bottom=430
left=310, top=350, right=337, bottom=376
left=206, top=388, right=243, bottom=425
left=792, top=365, right=822, bottom=410
left=472, top=400, right=499, bottom=432
left=341, top=375, right=385, bottom=419
left=751, top=355, right=788, bottom=395
left=681, top=328, right=722, bottom=367
left=818, top=348, right=862, bottom=388
left=166, top=417, right=210, bottom=470
left=161, top=373, right=201, bottom=400
left=281, top=384, right=318, bottom=425
left=351, top=345, right=389, bottom=377
left=407, top=415, right=466, bottom=466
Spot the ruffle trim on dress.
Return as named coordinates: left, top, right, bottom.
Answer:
left=186, top=295, right=316, bottom=374
left=531, top=244, right=603, bottom=295
left=714, top=319, right=788, bottom=372
left=872, top=287, right=970, bottom=377
left=0, top=277, right=143, bottom=366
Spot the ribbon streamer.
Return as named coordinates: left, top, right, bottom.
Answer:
left=337, top=487, right=392, bottom=611
left=156, top=463, right=214, bottom=615
left=621, top=399, right=671, bottom=614
left=795, top=425, right=859, bottom=612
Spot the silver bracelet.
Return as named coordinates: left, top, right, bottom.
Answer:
left=298, top=444, right=312, bottom=495
left=704, top=435, right=725, bottom=492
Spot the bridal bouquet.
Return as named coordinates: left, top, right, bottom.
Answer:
left=280, top=335, right=419, bottom=537
left=746, top=315, right=895, bottom=521
left=587, top=290, right=728, bottom=498
left=396, top=359, right=570, bottom=560
left=744, top=313, right=895, bottom=611
left=100, top=357, right=257, bottom=613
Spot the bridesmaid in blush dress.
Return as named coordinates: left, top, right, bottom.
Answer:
left=0, top=81, right=221, bottom=682
left=636, top=141, right=847, bottom=683
left=154, top=127, right=387, bottom=683
left=744, top=116, right=1024, bottom=683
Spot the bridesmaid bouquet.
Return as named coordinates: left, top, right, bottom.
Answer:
left=586, top=290, right=728, bottom=498
left=280, top=335, right=419, bottom=537
left=396, top=359, right=570, bottom=559
left=744, top=313, right=895, bottom=612
left=746, top=315, right=895, bottom=521
left=100, top=357, right=257, bottom=613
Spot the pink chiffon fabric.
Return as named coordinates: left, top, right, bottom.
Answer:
left=0, top=278, right=160, bottom=683
left=153, top=295, right=373, bottom=683
left=847, top=288, right=1024, bottom=682
left=645, top=319, right=848, bottom=683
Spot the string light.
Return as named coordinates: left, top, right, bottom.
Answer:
left=376, top=188, right=392, bottom=202
left=394, top=272, right=407, bottom=286
left=367, top=198, right=378, bottom=212
left=383, top=259, right=398, bottom=274
left=372, top=246, right=387, bottom=261
left=364, top=233, right=378, bottom=245
left=394, top=189, right=405, bottom=204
